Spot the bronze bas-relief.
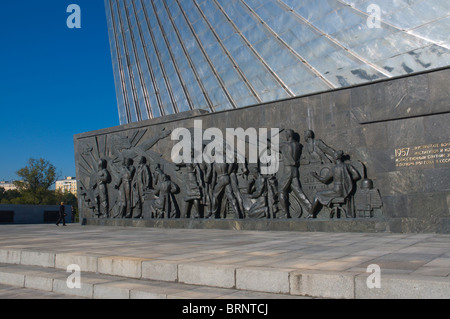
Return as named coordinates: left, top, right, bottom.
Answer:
left=77, top=128, right=382, bottom=221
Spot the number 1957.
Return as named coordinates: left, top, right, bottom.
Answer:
left=395, top=148, right=410, bottom=157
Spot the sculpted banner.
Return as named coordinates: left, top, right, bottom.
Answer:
left=76, top=123, right=383, bottom=222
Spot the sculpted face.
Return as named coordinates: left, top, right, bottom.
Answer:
left=284, top=129, right=293, bottom=141
left=98, top=159, right=106, bottom=170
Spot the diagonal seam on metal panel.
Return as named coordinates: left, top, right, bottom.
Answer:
left=175, top=0, right=237, bottom=109
left=151, top=0, right=195, bottom=113
left=335, top=0, right=450, bottom=51
left=161, top=0, right=215, bottom=113
left=192, top=0, right=263, bottom=104
left=141, top=0, right=178, bottom=116
left=122, top=0, right=153, bottom=120
left=212, top=0, right=295, bottom=98
left=131, top=0, right=164, bottom=118
left=107, top=0, right=132, bottom=124
left=240, top=0, right=337, bottom=89
left=115, top=0, right=143, bottom=122
left=276, top=0, right=394, bottom=79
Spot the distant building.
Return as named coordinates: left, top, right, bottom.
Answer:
left=55, top=177, right=77, bottom=195
left=0, top=181, right=18, bottom=191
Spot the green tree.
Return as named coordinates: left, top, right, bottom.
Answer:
left=0, top=188, right=21, bottom=204
left=14, top=158, right=59, bottom=205
left=54, top=190, right=78, bottom=207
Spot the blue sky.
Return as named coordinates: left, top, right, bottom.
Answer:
left=0, top=1, right=119, bottom=181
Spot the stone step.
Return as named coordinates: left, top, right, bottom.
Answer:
left=1, top=248, right=450, bottom=299
left=0, top=262, right=308, bottom=299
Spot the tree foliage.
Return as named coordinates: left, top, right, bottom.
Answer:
left=0, top=187, right=21, bottom=204
left=0, top=158, right=78, bottom=207
left=54, top=190, right=78, bottom=207
left=12, top=158, right=59, bottom=205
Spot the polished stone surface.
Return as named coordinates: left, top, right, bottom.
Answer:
left=75, top=67, right=450, bottom=233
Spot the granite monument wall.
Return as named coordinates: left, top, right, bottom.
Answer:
left=74, top=67, right=450, bottom=233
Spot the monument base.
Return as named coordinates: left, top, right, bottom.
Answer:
left=82, top=217, right=450, bottom=234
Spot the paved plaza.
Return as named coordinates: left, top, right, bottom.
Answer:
left=0, top=224, right=449, bottom=299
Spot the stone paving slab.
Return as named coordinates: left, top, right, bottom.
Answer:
left=0, top=224, right=449, bottom=298
left=0, top=284, right=89, bottom=299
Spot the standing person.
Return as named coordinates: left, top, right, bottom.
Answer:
left=277, top=129, right=312, bottom=218
left=209, top=161, right=243, bottom=219
left=133, top=156, right=151, bottom=218
left=56, top=202, right=66, bottom=226
left=71, top=206, right=76, bottom=223
left=114, top=157, right=136, bottom=218
left=303, top=130, right=336, bottom=164
left=93, top=159, right=111, bottom=218
left=149, top=173, right=179, bottom=219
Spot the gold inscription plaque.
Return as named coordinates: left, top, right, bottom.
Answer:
left=395, top=142, right=450, bottom=168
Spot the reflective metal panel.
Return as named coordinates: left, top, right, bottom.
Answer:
left=105, top=0, right=450, bottom=124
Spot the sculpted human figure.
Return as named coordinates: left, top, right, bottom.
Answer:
left=246, top=166, right=270, bottom=218
left=184, top=162, right=203, bottom=218
left=207, top=151, right=243, bottom=219
left=152, top=164, right=165, bottom=186
left=133, top=156, right=151, bottom=218
left=267, top=173, right=279, bottom=217
left=178, top=151, right=203, bottom=218
left=197, top=160, right=213, bottom=217
left=114, top=157, right=136, bottom=218
left=150, top=173, right=179, bottom=219
left=307, top=150, right=361, bottom=218
left=303, top=130, right=336, bottom=164
left=92, top=159, right=110, bottom=218
left=228, top=154, right=246, bottom=218
left=277, top=129, right=312, bottom=217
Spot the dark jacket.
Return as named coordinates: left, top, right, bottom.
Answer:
left=59, top=205, right=66, bottom=217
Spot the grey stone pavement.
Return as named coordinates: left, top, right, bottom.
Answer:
left=0, top=284, right=88, bottom=299
left=0, top=224, right=449, bottom=299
